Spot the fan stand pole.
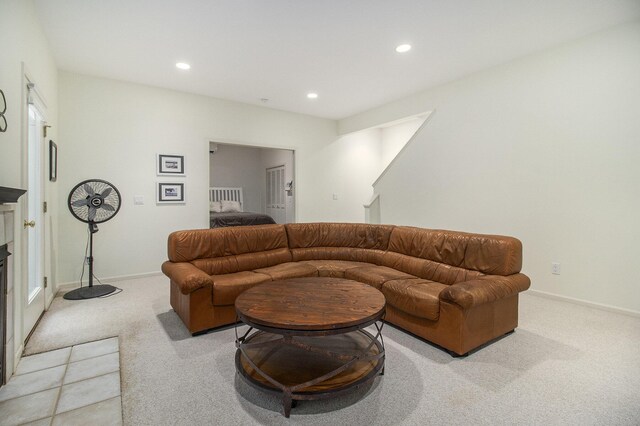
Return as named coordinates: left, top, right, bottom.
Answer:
left=63, top=222, right=117, bottom=300
left=88, top=221, right=94, bottom=288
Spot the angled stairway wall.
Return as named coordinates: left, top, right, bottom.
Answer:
left=362, top=114, right=429, bottom=223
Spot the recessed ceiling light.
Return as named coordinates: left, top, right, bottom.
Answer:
left=395, top=44, right=411, bottom=53
left=176, top=62, right=191, bottom=70
left=307, top=92, right=318, bottom=99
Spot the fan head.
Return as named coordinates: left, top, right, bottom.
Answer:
left=68, top=179, right=121, bottom=223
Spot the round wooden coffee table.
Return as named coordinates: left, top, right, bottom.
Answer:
left=234, top=277, right=386, bottom=417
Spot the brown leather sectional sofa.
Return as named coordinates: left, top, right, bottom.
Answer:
left=161, top=223, right=530, bottom=355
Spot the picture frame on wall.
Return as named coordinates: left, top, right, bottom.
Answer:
left=49, top=140, right=57, bottom=182
left=157, top=182, right=185, bottom=204
left=157, top=154, right=185, bottom=176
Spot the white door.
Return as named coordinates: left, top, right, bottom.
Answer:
left=266, top=165, right=286, bottom=223
left=23, top=99, right=46, bottom=340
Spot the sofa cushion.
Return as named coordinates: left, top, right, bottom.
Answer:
left=345, top=265, right=416, bottom=290
left=382, top=279, right=448, bottom=320
left=290, top=247, right=386, bottom=264
left=254, top=262, right=318, bottom=281
left=168, top=224, right=288, bottom=262
left=286, top=223, right=394, bottom=249
left=388, top=226, right=523, bottom=276
left=299, top=260, right=371, bottom=277
left=381, top=251, right=485, bottom=285
left=192, top=248, right=292, bottom=275
left=212, top=271, right=271, bottom=306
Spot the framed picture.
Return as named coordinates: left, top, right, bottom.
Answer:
left=49, top=140, right=57, bottom=182
left=157, top=182, right=185, bottom=204
left=157, top=154, right=185, bottom=176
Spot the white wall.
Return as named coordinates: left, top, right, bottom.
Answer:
left=57, top=72, right=341, bottom=284
left=309, top=128, right=383, bottom=223
left=339, top=21, right=640, bottom=313
left=260, top=148, right=295, bottom=223
left=380, top=118, right=424, bottom=171
left=209, top=144, right=264, bottom=213
left=0, top=0, right=58, bottom=371
left=306, top=118, right=425, bottom=224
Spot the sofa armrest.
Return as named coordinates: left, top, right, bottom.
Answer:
left=161, top=261, right=213, bottom=295
left=439, top=273, right=531, bottom=309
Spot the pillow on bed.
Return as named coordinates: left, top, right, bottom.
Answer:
left=220, top=200, right=241, bottom=213
left=210, top=201, right=222, bottom=212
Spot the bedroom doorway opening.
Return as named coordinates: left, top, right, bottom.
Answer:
left=209, top=142, right=295, bottom=226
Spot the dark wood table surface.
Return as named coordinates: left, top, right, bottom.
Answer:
left=235, top=276, right=386, bottom=331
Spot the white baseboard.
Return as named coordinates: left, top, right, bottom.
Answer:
left=527, top=289, right=640, bottom=318
left=14, top=342, right=24, bottom=375
left=45, top=292, right=54, bottom=309
left=56, top=271, right=163, bottom=294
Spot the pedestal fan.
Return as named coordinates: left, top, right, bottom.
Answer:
left=64, top=179, right=122, bottom=300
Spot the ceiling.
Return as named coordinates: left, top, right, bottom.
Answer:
left=34, top=0, right=640, bottom=120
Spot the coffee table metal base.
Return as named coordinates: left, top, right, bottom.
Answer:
left=235, top=322, right=385, bottom=417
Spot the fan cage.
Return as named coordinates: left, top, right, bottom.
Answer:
left=68, top=179, right=122, bottom=224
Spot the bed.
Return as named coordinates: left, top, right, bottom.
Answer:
left=209, top=187, right=276, bottom=228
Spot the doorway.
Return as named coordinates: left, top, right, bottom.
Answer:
left=209, top=142, right=295, bottom=224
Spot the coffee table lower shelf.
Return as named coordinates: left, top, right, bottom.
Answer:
left=235, top=328, right=385, bottom=417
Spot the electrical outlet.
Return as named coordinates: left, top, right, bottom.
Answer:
left=332, top=193, right=338, bottom=200
left=86, top=257, right=91, bottom=265
left=551, top=262, right=561, bottom=275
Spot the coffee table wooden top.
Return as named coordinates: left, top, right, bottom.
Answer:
left=235, top=277, right=385, bottom=331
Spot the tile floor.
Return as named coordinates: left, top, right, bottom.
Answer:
left=0, top=337, right=122, bottom=426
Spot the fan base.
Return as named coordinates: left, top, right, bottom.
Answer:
left=63, top=284, right=117, bottom=300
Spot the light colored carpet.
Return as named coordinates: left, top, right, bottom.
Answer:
left=25, top=276, right=640, bottom=425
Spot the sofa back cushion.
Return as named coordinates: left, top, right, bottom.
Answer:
left=286, top=223, right=394, bottom=249
left=168, top=224, right=289, bottom=261
left=388, top=226, right=522, bottom=276
left=290, top=247, right=387, bottom=264
left=381, top=251, right=485, bottom=285
left=285, top=223, right=394, bottom=264
left=168, top=225, right=292, bottom=275
left=191, top=248, right=292, bottom=276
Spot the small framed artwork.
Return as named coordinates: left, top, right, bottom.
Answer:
left=49, top=140, right=57, bottom=182
left=157, top=182, right=185, bottom=204
left=157, top=154, right=185, bottom=176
